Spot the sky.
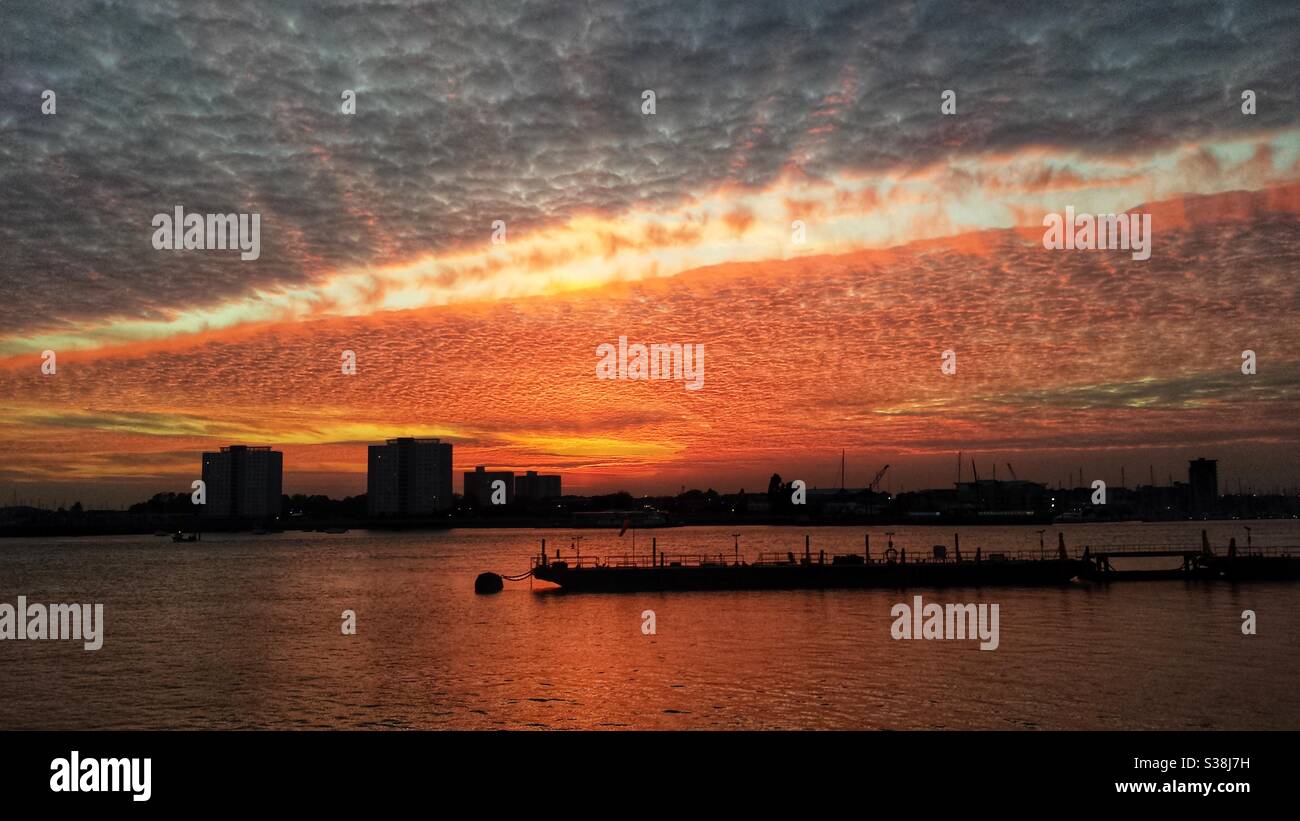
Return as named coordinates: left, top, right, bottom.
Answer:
left=1, top=0, right=1298, bottom=507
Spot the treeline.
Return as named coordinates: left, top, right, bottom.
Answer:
left=126, top=492, right=368, bottom=518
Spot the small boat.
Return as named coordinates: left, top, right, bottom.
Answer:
left=171, top=531, right=199, bottom=543
left=321, top=527, right=349, bottom=534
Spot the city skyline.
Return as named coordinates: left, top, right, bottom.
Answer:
left=5, top=442, right=1295, bottom=513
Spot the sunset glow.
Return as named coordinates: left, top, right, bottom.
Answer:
left=2, top=2, right=1299, bottom=507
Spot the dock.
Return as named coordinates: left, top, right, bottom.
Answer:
left=1082, top=534, right=1300, bottom=581
left=506, top=532, right=1300, bottom=593
left=527, top=533, right=1083, bottom=593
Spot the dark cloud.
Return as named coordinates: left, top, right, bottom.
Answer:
left=1, top=0, right=1297, bottom=333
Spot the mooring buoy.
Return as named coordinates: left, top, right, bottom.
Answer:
left=474, top=572, right=504, bottom=594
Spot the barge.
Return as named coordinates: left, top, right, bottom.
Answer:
left=528, top=534, right=1087, bottom=593
left=513, top=533, right=1300, bottom=593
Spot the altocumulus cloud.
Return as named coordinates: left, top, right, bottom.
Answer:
left=0, top=0, right=1297, bottom=336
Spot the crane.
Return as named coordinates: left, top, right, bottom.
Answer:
left=868, top=464, right=890, bottom=492
left=1005, top=462, right=1018, bottom=481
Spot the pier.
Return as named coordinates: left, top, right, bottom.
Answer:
left=524, top=533, right=1087, bottom=592
left=1082, top=536, right=1300, bottom=581
left=487, top=531, right=1300, bottom=593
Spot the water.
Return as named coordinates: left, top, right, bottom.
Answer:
left=1, top=522, right=1298, bottom=729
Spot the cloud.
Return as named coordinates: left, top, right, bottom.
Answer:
left=1, top=184, right=1297, bottom=494
left=2, top=0, right=1298, bottom=342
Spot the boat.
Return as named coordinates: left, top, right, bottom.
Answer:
left=171, top=531, right=199, bottom=543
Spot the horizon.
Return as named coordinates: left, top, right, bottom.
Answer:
left=6, top=444, right=1297, bottom=512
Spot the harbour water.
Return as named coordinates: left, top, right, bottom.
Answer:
left=1, top=522, right=1298, bottom=730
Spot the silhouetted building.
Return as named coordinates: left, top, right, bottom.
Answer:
left=515, top=470, right=561, bottom=501
left=1189, top=458, right=1218, bottom=515
left=955, top=479, right=1048, bottom=512
left=892, top=487, right=959, bottom=514
left=463, top=466, right=514, bottom=506
left=201, top=445, right=283, bottom=519
left=1133, top=482, right=1189, bottom=520
left=367, top=438, right=453, bottom=516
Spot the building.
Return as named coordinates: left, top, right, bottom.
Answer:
left=201, top=445, right=283, bottom=519
left=515, top=470, right=561, bottom=501
left=955, top=479, right=1048, bottom=512
left=463, top=466, right=514, bottom=506
left=367, top=438, right=454, bottom=517
left=1188, top=458, right=1219, bottom=515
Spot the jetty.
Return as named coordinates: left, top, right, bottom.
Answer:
left=477, top=531, right=1300, bottom=593
left=1081, top=533, right=1300, bottom=582
left=524, top=533, right=1086, bottom=593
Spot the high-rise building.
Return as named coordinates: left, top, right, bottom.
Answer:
left=515, top=470, right=561, bottom=501
left=1188, top=458, right=1218, bottom=515
left=201, top=445, right=283, bottom=519
left=463, top=466, right=514, bottom=506
left=367, top=438, right=454, bottom=516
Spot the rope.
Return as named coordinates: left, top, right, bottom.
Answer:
left=501, top=569, right=534, bottom=582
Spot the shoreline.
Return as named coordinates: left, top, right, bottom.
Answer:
left=3, top=516, right=1297, bottom=540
